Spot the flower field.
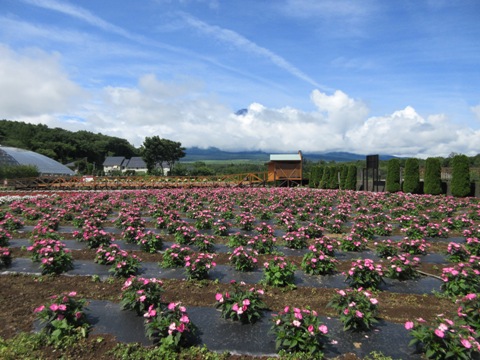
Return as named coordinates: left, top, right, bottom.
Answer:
left=1, top=188, right=479, bottom=359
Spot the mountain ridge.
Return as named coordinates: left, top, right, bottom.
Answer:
left=183, top=147, right=398, bottom=162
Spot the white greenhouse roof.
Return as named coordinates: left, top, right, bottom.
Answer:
left=0, top=146, right=74, bottom=175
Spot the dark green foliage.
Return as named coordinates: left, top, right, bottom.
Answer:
left=403, top=158, right=420, bottom=194
left=319, top=166, right=330, bottom=189
left=0, top=165, right=39, bottom=179
left=345, top=165, right=357, bottom=190
left=308, top=166, right=321, bottom=188
left=424, top=157, right=443, bottom=195
left=0, top=120, right=138, bottom=165
left=386, top=159, right=401, bottom=193
left=141, top=136, right=185, bottom=174
left=340, top=165, right=348, bottom=189
left=451, top=154, right=471, bottom=197
left=328, top=166, right=339, bottom=189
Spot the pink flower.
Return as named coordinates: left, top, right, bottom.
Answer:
left=434, top=329, right=445, bottom=338
left=34, top=305, right=45, bottom=313
left=49, top=303, right=59, bottom=311
left=215, top=293, right=224, bottom=302
left=405, top=321, right=414, bottom=330
left=355, top=310, right=363, bottom=318
left=292, top=320, right=301, bottom=327
left=68, top=291, right=77, bottom=297
left=144, top=305, right=156, bottom=318
left=168, top=302, right=176, bottom=310
left=370, top=298, right=378, bottom=305
left=461, top=338, right=472, bottom=349
left=318, top=325, right=328, bottom=334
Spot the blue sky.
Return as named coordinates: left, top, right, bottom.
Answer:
left=1, top=0, right=480, bottom=157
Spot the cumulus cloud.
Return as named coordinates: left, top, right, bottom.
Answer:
left=0, top=45, right=85, bottom=119
left=2, top=46, right=479, bottom=158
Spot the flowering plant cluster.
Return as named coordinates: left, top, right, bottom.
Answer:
left=94, top=243, right=123, bottom=265
left=184, top=252, right=216, bottom=280
left=465, top=237, right=480, bottom=256
left=345, top=258, right=384, bottom=290
left=374, top=239, right=399, bottom=258
left=212, top=219, right=229, bottom=236
left=73, top=225, right=113, bottom=249
left=270, top=306, right=329, bottom=356
left=401, top=223, right=428, bottom=239
left=0, top=246, right=12, bottom=268
left=282, top=230, right=309, bottom=249
left=324, top=218, right=344, bottom=234
left=385, top=253, right=420, bottom=281
left=263, top=256, right=296, bottom=287
left=405, top=315, right=480, bottom=359
left=311, top=236, right=339, bottom=257
left=174, top=224, right=198, bottom=245
left=161, top=244, right=192, bottom=268
left=227, top=232, right=250, bottom=248
left=193, top=210, right=214, bottom=230
left=121, top=276, right=164, bottom=315
left=193, top=233, right=216, bottom=252
left=328, top=288, right=379, bottom=331
left=301, top=246, right=337, bottom=275
left=399, top=238, right=430, bottom=255
left=144, top=302, right=196, bottom=351
left=135, top=230, right=163, bottom=253
left=236, top=212, right=256, bottom=231
left=456, top=293, right=480, bottom=333
left=215, top=281, right=266, bottom=324
left=441, top=263, right=480, bottom=297
left=340, top=231, right=368, bottom=252
left=447, top=242, right=471, bottom=263
left=228, top=246, right=258, bottom=271
left=0, top=212, right=24, bottom=231
left=34, top=291, right=89, bottom=346
left=111, top=252, right=141, bottom=277
left=0, top=228, right=11, bottom=246
left=247, top=234, right=276, bottom=254
left=28, top=238, right=73, bottom=275
left=113, top=208, right=145, bottom=230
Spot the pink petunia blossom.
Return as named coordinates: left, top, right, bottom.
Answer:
left=405, top=321, right=414, bottom=330
left=318, top=325, right=328, bottom=334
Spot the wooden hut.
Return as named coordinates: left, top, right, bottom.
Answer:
left=267, top=151, right=303, bottom=186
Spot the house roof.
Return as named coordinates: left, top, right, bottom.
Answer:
left=103, top=156, right=126, bottom=167
left=269, top=153, right=302, bottom=161
left=124, top=157, right=146, bottom=169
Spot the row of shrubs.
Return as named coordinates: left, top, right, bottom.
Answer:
left=386, top=154, right=471, bottom=197
left=309, top=154, right=472, bottom=197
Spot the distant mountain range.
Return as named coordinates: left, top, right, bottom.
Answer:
left=183, top=147, right=397, bottom=163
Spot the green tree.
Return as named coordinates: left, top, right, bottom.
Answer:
left=319, top=166, right=330, bottom=189
left=328, top=165, right=339, bottom=189
left=141, top=136, right=185, bottom=174
left=403, top=158, right=420, bottom=194
left=424, top=157, right=443, bottom=195
left=451, top=154, right=471, bottom=197
left=386, top=159, right=401, bottom=193
left=340, top=165, right=348, bottom=190
left=345, top=164, right=357, bottom=190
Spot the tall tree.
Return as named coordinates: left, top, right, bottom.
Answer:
left=451, top=154, right=471, bottom=197
left=386, top=159, right=401, bottom=193
left=141, top=136, right=185, bottom=174
left=403, top=158, right=421, bottom=194
left=424, top=157, right=443, bottom=195
left=345, top=165, right=357, bottom=190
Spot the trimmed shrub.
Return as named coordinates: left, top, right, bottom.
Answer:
left=0, top=165, right=39, bottom=179
left=345, top=165, right=357, bottom=190
left=340, top=165, right=348, bottom=189
left=424, top=157, right=443, bottom=195
left=328, top=165, right=339, bottom=189
left=451, top=154, right=471, bottom=197
left=403, top=158, right=420, bottom=194
left=319, top=166, right=330, bottom=189
left=386, top=159, right=401, bottom=193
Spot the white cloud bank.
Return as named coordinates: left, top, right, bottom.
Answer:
left=1, top=45, right=479, bottom=158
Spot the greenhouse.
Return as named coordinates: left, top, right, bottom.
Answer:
left=0, top=146, right=74, bottom=176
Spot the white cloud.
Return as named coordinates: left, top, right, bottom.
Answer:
left=2, top=46, right=478, bottom=158
left=0, top=45, right=85, bottom=118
